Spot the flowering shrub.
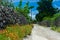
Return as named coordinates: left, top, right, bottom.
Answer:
left=0, top=5, right=28, bottom=29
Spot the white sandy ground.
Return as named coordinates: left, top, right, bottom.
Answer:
left=23, top=24, right=60, bottom=40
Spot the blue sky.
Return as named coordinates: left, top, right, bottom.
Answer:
left=12, top=0, right=39, bottom=2
left=13, top=0, right=60, bottom=19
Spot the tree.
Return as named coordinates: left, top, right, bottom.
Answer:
left=15, top=0, right=34, bottom=23
left=0, top=0, right=14, bottom=8
left=36, top=0, right=58, bottom=22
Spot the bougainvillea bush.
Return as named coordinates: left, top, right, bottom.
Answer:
left=0, top=5, right=28, bottom=29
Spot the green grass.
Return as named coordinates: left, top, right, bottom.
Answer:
left=0, top=24, right=33, bottom=40
left=51, top=27, right=60, bottom=32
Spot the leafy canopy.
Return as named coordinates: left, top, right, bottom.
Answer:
left=35, top=0, right=58, bottom=22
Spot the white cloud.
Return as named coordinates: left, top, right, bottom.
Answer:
left=32, top=15, right=36, bottom=19
left=29, top=10, right=38, bottom=19
left=58, top=7, right=60, bottom=9
left=53, top=0, right=60, bottom=2
left=29, top=14, right=36, bottom=19
left=30, top=10, right=38, bottom=15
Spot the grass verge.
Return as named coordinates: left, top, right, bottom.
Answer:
left=0, top=24, right=33, bottom=40
left=51, top=27, right=60, bottom=32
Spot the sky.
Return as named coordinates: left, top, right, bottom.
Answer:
left=13, top=0, right=60, bottom=20
left=12, top=0, right=39, bottom=2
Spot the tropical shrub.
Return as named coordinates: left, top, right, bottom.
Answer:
left=51, top=12, right=60, bottom=27
left=0, top=5, right=28, bottom=29
left=41, top=12, right=60, bottom=27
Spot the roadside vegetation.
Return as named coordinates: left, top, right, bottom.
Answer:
left=0, top=24, right=33, bottom=40
left=42, top=12, right=60, bottom=32
left=0, top=0, right=60, bottom=40
left=36, top=0, right=60, bottom=32
left=51, top=27, right=60, bottom=32
left=0, top=0, right=33, bottom=40
left=50, top=12, right=60, bottom=32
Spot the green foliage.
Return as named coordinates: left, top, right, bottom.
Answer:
left=0, top=24, right=33, bottom=40
left=52, top=12, right=60, bottom=20
left=0, top=34, right=8, bottom=40
left=51, top=26, right=56, bottom=31
left=42, top=12, right=60, bottom=26
left=36, top=0, right=58, bottom=22
left=43, top=12, right=60, bottom=32
left=51, top=12, right=60, bottom=27
left=32, top=20, right=37, bottom=23
left=15, top=0, right=34, bottom=23
left=51, top=27, right=60, bottom=32
left=43, top=17, right=51, bottom=21
left=0, top=0, right=14, bottom=8
left=16, top=1, right=34, bottom=16
left=18, top=0, right=22, bottom=8
left=49, top=12, right=60, bottom=24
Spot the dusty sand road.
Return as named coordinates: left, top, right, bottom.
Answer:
left=23, top=24, right=60, bottom=40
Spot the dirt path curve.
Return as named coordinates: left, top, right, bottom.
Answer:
left=23, top=24, right=60, bottom=40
